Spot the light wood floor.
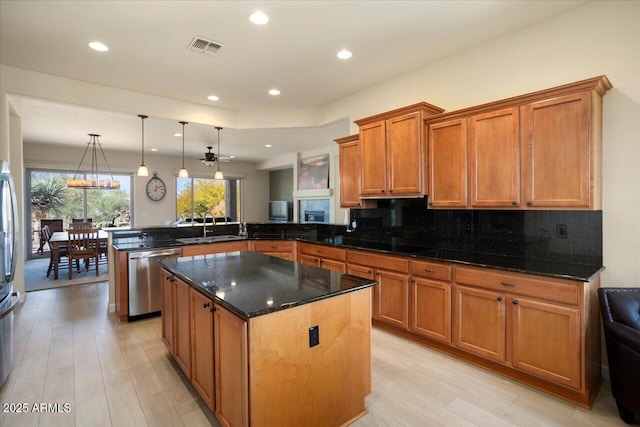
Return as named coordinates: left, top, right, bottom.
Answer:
left=0, top=282, right=626, bottom=427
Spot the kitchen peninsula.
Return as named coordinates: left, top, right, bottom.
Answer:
left=159, top=251, right=376, bottom=427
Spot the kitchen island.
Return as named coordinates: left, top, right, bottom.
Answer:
left=159, top=250, right=377, bottom=427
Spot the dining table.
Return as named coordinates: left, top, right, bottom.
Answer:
left=49, top=230, right=109, bottom=280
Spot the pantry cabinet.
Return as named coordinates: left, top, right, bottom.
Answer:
left=355, top=103, right=444, bottom=197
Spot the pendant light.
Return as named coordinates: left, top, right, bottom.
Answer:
left=67, top=134, right=120, bottom=189
left=214, top=126, right=224, bottom=180
left=178, top=121, right=189, bottom=178
left=137, top=114, right=149, bottom=177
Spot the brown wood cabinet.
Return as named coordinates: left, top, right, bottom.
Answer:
left=190, top=288, right=215, bottom=411
left=453, top=266, right=591, bottom=393
left=347, top=250, right=409, bottom=329
left=469, top=107, right=520, bottom=207
left=214, top=303, right=248, bottom=427
left=427, top=118, right=468, bottom=207
left=425, top=76, right=611, bottom=210
left=356, top=103, right=444, bottom=198
left=410, top=260, right=451, bottom=344
left=181, top=240, right=248, bottom=256
left=161, top=269, right=175, bottom=352
left=174, top=276, right=192, bottom=378
left=250, top=240, right=295, bottom=260
left=298, top=242, right=346, bottom=273
left=335, top=134, right=370, bottom=208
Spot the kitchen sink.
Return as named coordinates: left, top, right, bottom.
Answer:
left=176, top=235, right=245, bottom=244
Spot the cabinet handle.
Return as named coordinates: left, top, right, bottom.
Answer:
left=497, top=296, right=503, bottom=302
left=411, top=279, right=415, bottom=284
left=270, top=245, right=277, bottom=249
left=367, top=270, right=373, bottom=274
left=428, top=201, right=433, bottom=206
left=513, top=300, right=519, bottom=305
left=381, top=190, right=385, bottom=193
left=357, top=203, right=361, bottom=206
left=500, top=282, right=516, bottom=287
left=511, top=201, right=517, bottom=206
left=203, top=302, right=211, bottom=308
left=424, top=268, right=435, bottom=273
left=526, top=201, right=533, bottom=206
left=316, top=249, right=322, bottom=254
left=389, top=189, right=393, bottom=193
left=210, top=306, right=216, bottom=313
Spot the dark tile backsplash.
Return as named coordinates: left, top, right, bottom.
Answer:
left=345, top=198, right=602, bottom=266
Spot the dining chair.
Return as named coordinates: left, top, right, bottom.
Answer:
left=67, top=228, right=100, bottom=279
left=43, top=225, right=73, bottom=277
left=69, top=221, right=93, bottom=230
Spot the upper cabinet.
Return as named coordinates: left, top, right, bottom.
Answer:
left=335, top=134, right=365, bottom=208
left=355, top=103, right=444, bottom=198
left=425, top=76, right=611, bottom=210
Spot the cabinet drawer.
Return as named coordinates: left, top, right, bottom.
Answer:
left=454, top=266, right=579, bottom=305
left=299, top=243, right=345, bottom=261
left=347, top=250, right=408, bottom=273
left=410, top=260, right=451, bottom=281
left=253, top=240, right=294, bottom=252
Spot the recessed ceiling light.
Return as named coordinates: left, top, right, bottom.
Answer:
left=88, top=41, right=109, bottom=52
left=265, top=144, right=272, bottom=148
left=207, top=95, right=219, bottom=101
left=174, top=133, right=182, bottom=137
left=249, top=11, right=269, bottom=25
left=268, top=89, right=280, bottom=96
left=151, top=148, right=158, bottom=152
left=337, top=49, right=352, bottom=59
left=229, top=155, right=236, bottom=159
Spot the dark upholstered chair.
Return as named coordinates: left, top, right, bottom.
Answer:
left=598, top=287, right=640, bottom=424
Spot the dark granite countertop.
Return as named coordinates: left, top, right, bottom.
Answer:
left=113, top=233, right=603, bottom=282
left=158, top=251, right=377, bottom=319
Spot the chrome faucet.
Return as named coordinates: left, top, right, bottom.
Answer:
left=203, top=211, right=215, bottom=237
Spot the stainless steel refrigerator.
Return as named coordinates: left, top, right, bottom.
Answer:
left=0, top=160, right=19, bottom=388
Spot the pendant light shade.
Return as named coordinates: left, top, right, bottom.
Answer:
left=214, top=126, right=224, bottom=180
left=178, top=121, right=189, bottom=178
left=137, top=114, right=149, bottom=177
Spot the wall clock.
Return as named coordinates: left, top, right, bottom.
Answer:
left=145, top=172, right=166, bottom=201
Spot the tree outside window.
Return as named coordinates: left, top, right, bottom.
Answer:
left=177, top=177, right=240, bottom=222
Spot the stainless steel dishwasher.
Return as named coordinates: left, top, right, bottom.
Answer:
left=128, top=247, right=182, bottom=319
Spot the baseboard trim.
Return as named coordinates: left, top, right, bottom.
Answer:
left=108, top=303, right=115, bottom=313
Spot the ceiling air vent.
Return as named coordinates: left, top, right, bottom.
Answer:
left=188, top=36, right=224, bottom=56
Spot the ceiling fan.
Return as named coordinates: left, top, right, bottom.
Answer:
left=199, top=146, right=231, bottom=166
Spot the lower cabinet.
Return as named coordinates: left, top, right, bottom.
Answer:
left=182, top=240, right=248, bottom=256
left=410, top=260, right=451, bottom=344
left=174, top=277, right=192, bottom=378
left=161, top=269, right=175, bottom=352
left=250, top=240, right=295, bottom=260
left=298, top=243, right=346, bottom=273
left=347, top=250, right=409, bottom=329
left=453, top=266, right=584, bottom=390
left=190, top=288, right=215, bottom=411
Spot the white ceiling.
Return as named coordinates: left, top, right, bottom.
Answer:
left=0, top=0, right=585, bottom=162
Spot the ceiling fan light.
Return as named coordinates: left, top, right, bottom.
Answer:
left=214, top=169, right=224, bottom=180
left=137, top=164, right=149, bottom=177
left=178, top=167, right=189, bottom=178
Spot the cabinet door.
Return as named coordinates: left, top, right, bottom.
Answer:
left=215, top=304, right=248, bottom=427
left=521, top=92, right=592, bottom=208
left=510, top=296, right=580, bottom=389
left=174, top=278, right=192, bottom=378
left=387, top=112, right=423, bottom=195
left=376, top=269, right=409, bottom=329
left=161, top=269, right=175, bottom=353
left=320, top=259, right=346, bottom=273
left=428, top=118, right=468, bottom=207
left=190, top=289, right=215, bottom=411
left=411, top=277, right=451, bottom=344
left=360, top=120, right=387, bottom=195
left=348, top=264, right=377, bottom=320
left=299, top=254, right=319, bottom=267
left=469, top=107, right=520, bottom=207
left=338, top=137, right=363, bottom=207
left=452, top=285, right=506, bottom=363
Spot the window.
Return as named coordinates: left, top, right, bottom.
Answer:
left=28, top=169, right=132, bottom=257
left=176, top=177, right=241, bottom=223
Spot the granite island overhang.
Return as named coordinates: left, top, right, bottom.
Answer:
left=158, top=250, right=378, bottom=427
